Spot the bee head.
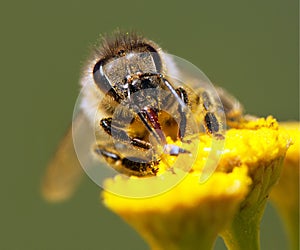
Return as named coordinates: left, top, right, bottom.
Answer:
left=92, top=33, right=163, bottom=101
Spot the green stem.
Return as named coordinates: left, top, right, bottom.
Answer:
left=220, top=211, right=261, bottom=250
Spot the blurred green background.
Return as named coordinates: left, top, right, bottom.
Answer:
left=0, top=0, right=298, bottom=249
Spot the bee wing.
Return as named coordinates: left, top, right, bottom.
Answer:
left=215, top=86, right=244, bottom=120
left=41, top=112, right=89, bottom=202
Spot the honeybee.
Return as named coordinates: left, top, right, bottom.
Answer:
left=41, top=32, right=243, bottom=201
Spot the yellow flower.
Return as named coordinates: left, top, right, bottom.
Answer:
left=270, top=122, right=300, bottom=250
left=102, top=117, right=291, bottom=250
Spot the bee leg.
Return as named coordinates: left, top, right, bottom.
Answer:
left=94, top=146, right=159, bottom=176
left=204, top=112, right=220, bottom=134
left=100, top=117, right=151, bottom=150
left=175, top=87, right=189, bottom=140
left=200, top=90, right=225, bottom=139
left=154, top=75, right=189, bottom=140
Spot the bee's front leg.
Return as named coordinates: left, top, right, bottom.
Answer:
left=93, top=144, right=159, bottom=176
left=175, top=87, right=189, bottom=140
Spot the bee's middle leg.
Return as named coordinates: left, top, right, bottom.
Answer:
left=100, top=117, right=151, bottom=150
left=200, top=90, right=224, bottom=139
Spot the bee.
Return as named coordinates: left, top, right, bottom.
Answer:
left=41, top=31, right=243, bottom=202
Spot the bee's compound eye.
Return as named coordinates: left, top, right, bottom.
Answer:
left=92, top=60, right=102, bottom=83
left=93, top=59, right=114, bottom=94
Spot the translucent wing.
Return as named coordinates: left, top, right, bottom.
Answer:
left=215, top=86, right=244, bottom=121
left=41, top=112, right=88, bottom=202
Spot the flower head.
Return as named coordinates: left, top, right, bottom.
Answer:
left=102, top=117, right=291, bottom=250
